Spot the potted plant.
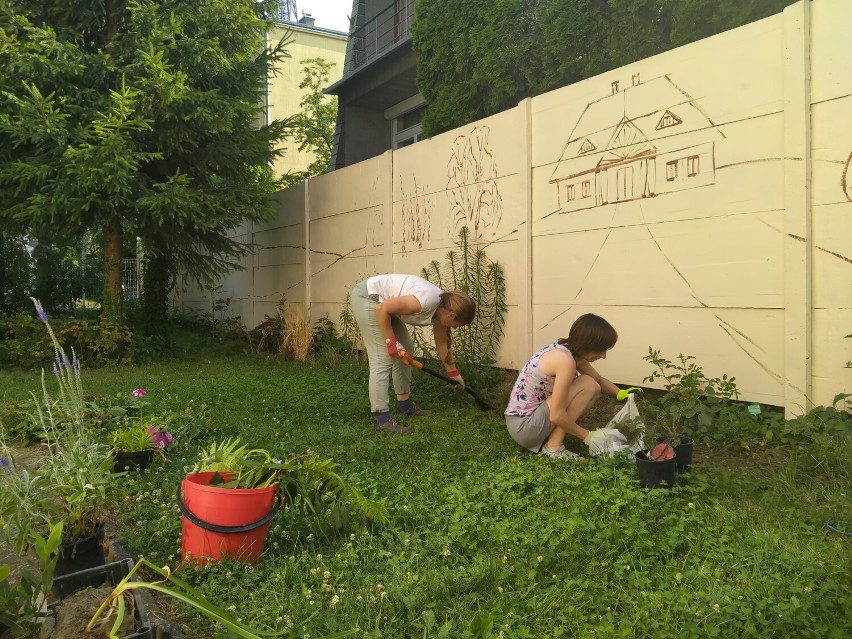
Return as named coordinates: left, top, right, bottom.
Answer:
left=111, top=423, right=158, bottom=472
left=110, top=387, right=173, bottom=472
left=178, top=438, right=389, bottom=565
left=4, top=300, right=122, bottom=579
left=40, top=431, right=120, bottom=578
left=642, top=347, right=741, bottom=474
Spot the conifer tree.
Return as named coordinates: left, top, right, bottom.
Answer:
left=0, top=0, right=290, bottom=328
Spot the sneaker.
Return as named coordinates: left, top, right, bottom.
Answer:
left=398, top=403, right=434, bottom=417
left=374, top=418, right=413, bottom=435
left=541, top=445, right=584, bottom=462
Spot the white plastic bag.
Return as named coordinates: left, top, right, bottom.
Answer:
left=596, top=394, right=646, bottom=459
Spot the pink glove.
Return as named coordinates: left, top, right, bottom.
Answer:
left=386, top=337, right=401, bottom=359
left=447, top=369, right=465, bottom=390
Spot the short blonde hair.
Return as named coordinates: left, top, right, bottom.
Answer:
left=440, top=291, right=476, bottom=325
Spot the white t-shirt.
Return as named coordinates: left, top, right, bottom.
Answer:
left=366, top=274, right=443, bottom=326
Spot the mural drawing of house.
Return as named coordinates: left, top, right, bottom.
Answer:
left=550, top=75, right=722, bottom=213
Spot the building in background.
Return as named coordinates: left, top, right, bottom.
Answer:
left=325, top=0, right=423, bottom=170
left=266, top=14, right=347, bottom=179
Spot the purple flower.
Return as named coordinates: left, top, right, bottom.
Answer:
left=0, top=457, right=9, bottom=470
left=132, top=388, right=147, bottom=398
left=147, top=425, right=173, bottom=449
left=30, top=298, right=48, bottom=322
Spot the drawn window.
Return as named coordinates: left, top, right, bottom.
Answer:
left=566, top=184, right=575, bottom=201
left=666, top=160, right=678, bottom=181
left=582, top=180, right=591, bottom=198
left=656, top=110, right=683, bottom=130
left=579, top=138, right=596, bottom=154
left=687, top=155, right=699, bottom=177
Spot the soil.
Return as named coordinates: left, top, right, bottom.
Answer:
left=41, top=585, right=137, bottom=638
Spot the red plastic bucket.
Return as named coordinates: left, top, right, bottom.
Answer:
left=178, top=472, right=280, bottom=565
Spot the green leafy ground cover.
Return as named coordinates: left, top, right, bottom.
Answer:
left=1, top=340, right=850, bottom=639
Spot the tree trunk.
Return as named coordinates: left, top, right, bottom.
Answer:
left=102, top=215, right=123, bottom=321
left=32, top=228, right=54, bottom=312
left=141, top=241, right=174, bottom=344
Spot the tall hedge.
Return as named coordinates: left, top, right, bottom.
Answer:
left=413, top=0, right=793, bottom=137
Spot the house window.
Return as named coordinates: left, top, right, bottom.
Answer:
left=566, top=184, right=575, bottom=201
left=687, top=155, right=699, bottom=177
left=656, top=110, right=683, bottom=130
left=582, top=180, right=591, bottom=198
left=393, top=105, right=426, bottom=150
left=666, top=160, right=678, bottom=181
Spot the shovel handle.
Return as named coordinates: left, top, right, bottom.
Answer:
left=399, top=350, right=423, bottom=369
left=398, top=349, right=492, bottom=410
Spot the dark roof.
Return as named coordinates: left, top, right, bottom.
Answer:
left=275, top=20, right=348, bottom=38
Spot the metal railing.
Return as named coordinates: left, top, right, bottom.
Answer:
left=347, top=0, right=416, bottom=72
left=80, top=257, right=141, bottom=302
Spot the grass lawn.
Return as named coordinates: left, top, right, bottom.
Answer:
left=1, top=336, right=850, bottom=638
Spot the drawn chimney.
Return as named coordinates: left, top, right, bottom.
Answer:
left=298, top=12, right=315, bottom=27
left=632, top=73, right=641, bottom=86
left=611, top=80, right=619, bottom=94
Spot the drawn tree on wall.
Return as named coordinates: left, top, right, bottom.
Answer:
left=399, top=174, right=432, bottom=254
left=411, top=226, right=507, bottom=365
left=446, top=126, right=503, bottom=239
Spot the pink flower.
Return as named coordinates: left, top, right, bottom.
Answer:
left=132, top=388, right=147, bottom=398
left=147, top=425, right=173, bottom=449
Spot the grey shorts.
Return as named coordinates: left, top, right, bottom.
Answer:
left=505, top=402, right=551, bottom=452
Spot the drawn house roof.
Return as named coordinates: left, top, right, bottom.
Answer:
left=549, top=75, right=723, bottom=183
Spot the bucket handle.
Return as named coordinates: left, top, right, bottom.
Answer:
left=176, top=485, right=282, bottom=534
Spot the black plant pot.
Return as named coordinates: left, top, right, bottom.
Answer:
left=635, top=450, right=677, bottom=489
left=55, top=525, right=106, bottom=582
left=51, top=558, right=154, bottom=638
left=657, top=435, right=694, bottom=474
left=114, top=449, right=155, bottom=472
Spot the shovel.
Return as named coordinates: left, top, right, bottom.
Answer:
left=399, top=349, right=493, bottom=411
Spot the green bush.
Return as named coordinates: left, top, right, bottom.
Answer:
left=0, top=313, right=134, bottom=368
left=0, top=312, right=54, bottom=367
left=58, top=319, right=133, bottom=366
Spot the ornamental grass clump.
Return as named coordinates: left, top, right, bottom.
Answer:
left=282, top=301, right=312, bottom=362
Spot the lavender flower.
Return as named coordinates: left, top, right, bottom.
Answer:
left=0, top=457, right=9, bottom=470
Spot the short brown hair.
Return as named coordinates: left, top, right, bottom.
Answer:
left=559, top=314, right=617, bottom=358
left=440, top=291, right=476, bottom=325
